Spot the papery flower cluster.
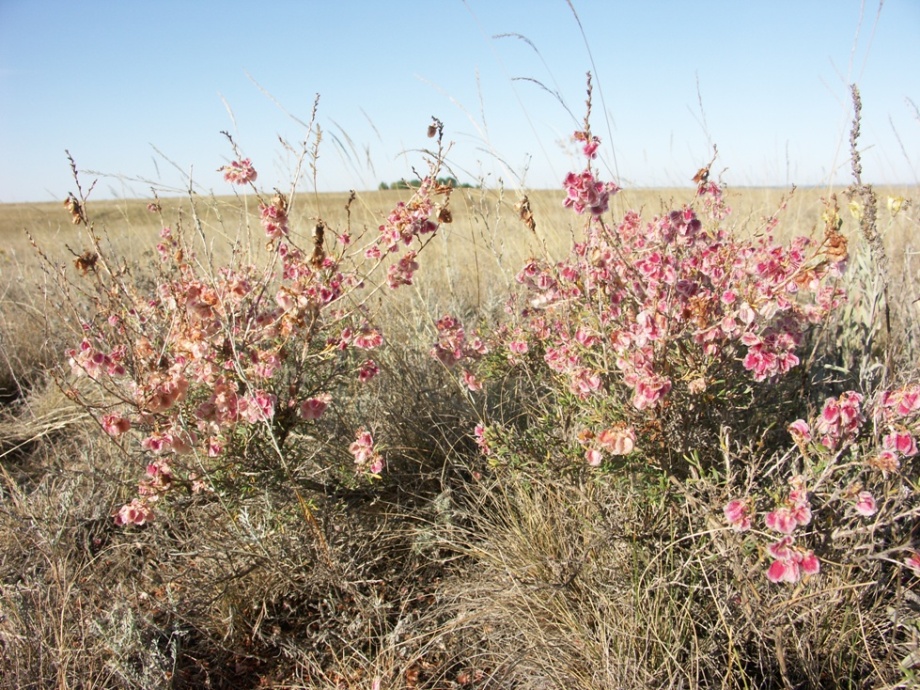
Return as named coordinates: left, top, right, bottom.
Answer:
left=766, top=537, right=820, bottom=584
left=852, top=490, right=877, bottom=516
left=722, top=383, right=920, bottom=585
left=562, top=131, right=619, bottom=216
left=765, top=476, right=812, bottom=535
left=813, top=391, right=865, bottom=450
left=386, top=250, right=419, bottom=288
left=114, top=459, right=176, bottom=526
left=101, top=412, right=131, bottom=437
left=501, top=177, right=846, bottom=419
left=113, top=498, right=154, bottom=527
left=67, top=340, right=126, bottom=379
left=357, top=359, right=380, bottom=383
left=786, top=385, right=917, bottom=480
left=377, top=180, right=439, bottom=252
left=873, top=384, right=920, bottom=472
left=349, top=428, right=384, bottom=474
left=581, top=135, right=600, bottom=159
left=462, top=369, right=482, bottom=392
left=299, top=393, right=330, bottom=420
left=260, top=194, right=289, bottom=242
left=723, top=499, right=752, bottom=532
left=580, top=425, right=636, bottom=466
left=563, top=170, right=619, bottom=216
left=473, top=423, right=492, bottom=456
left=516, top=202, right=840, bottom=413
left=724, top=477, right=820, bottom=585
left=220, top=158, right=257, bottom=185
left=238, top=390, right=276, bottom=423
left=430, top=315, right=488, bottom=368
left=884, top=431, right=918, bottom=458
left=696, top=180, right=732, bottom=221
left=371, top=175, right=448, bottom=290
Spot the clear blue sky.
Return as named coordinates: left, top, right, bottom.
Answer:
left=1, top=1, right=918, bottom=203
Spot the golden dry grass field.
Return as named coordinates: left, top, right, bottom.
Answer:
left=2, top=183, right=915, bottom=288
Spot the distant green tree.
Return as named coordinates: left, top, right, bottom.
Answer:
left=377, top=175, right=475, bottom=190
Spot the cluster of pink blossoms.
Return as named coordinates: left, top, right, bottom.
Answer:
left=580, top=134, right=600, bottom=159
left=430, top=315, right=488, bottom=370
left=563, top=170, right=620, bottom=216
left=299, top=393, right=330, bottom=420
left=765, top=477, right=813, bottom=535
left=724, top=383, right=920, bottom=585
left=765, top=537, right=821, bottom=584
left=785, top=392, right=896, bottom=517
left=876, top=386, right=920, bottom=577
left=473, top=423, right=492, bottom=456
left=386, top=250, right=419, bottom=289
left=220, top=158, right=257, bottom=185
left=114, top=460, right=174, bottom=526
left=349, top=429, right=384, bottom=474
left=813, top=391, right=865, bottom=449
left=878, top=385, right=920, bottom=419
left=376, top=187, right=438, bottom=252
left=67, top=340, right=126, bottom=379
left=101, top=412, right=131, bottom=437
left=260, top=199, right=289, bottom=241
left=872, top=384, right=920, bottom=472
left=562, top=129, right=618, bottom=216
left=113, top=499, right=154, bottom=527
left=725, top=476, right=820, bottom=584
left=366, top=176, right=445, bottom=290
left=430, top=315, right=490, bottom=395
left=581, top=425, right=636, bottom=466
left=357, top=359, right=380, bottom=383
left=723, top=500, right=753, bottom=532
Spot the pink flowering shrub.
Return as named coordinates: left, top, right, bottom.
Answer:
left=59, top=122, right=453, bottom=526
left=428, top=89, right=919, bottom=599
left=435, top=113, right=847, bottom=475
